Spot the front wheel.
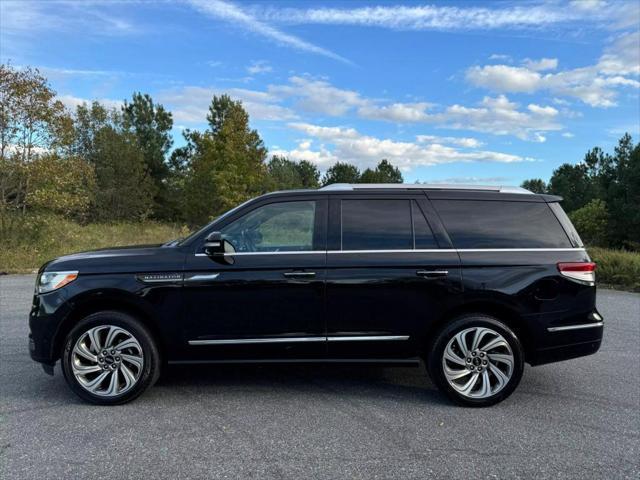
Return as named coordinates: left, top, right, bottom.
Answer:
left=427, top=315, right=524, bottom=407
left=61, top=311, right=160, bottom=405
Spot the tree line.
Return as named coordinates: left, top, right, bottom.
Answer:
left=521, top=134, right=639, bottom=250
left=0, top=64, right=403, bottom=237
left=1, top=63, right=637, bottom=250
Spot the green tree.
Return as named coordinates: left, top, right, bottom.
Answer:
left=122, top=93, right=173, bottom=217
left=266, top=156, right=321, bottom=190
left=605, top=134, right=640, bottom=248
left=295, top=160, right=321, bottom=188
left=360, top=159, right=403, bottom=183
left=569, top=199, right=609, bottom=246
left=521, top=178, right=547, bottom=194
left=548, top=163, right=593, bottom=212
left=91, top=127, right=155, bottom=221
left=182, top=95, right=267, bottom=224
left=322, top=162, right=361, bottom=186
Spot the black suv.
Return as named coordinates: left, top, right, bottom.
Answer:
left=29, top=184, right=603, bottom=406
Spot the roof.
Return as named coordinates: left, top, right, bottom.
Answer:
left=319, top=183, right=533, bottom=194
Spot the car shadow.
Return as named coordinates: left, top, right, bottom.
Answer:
left=155, top=363, right=449, bottom=406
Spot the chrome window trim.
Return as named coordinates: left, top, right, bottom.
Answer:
left=195, top=248, right=585, bottom=257
left=547, top=322, right=604, bottom=332
left=189, top=335, right=410, bottom=345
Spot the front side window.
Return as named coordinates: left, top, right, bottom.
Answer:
left=433, top=200, right=572, bottom=248
left=221, top=201, right=316, bottom=252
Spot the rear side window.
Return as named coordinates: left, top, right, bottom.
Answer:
left=341, top=199, right=438, bottom=250
left=433, top=200, right=572, bottom=249
left=342, top=199, right=412, bottom=250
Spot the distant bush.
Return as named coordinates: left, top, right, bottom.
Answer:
left=0, top=213, right=188, bottom=274
left=588, top=247, right=640, bottom=291
left=570, top=199, right=609, bottom=247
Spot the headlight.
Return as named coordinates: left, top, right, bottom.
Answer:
left=38, top=271, right=78, bottom=294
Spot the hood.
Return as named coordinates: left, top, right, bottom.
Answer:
left=43, top=244, right=184, bottom=275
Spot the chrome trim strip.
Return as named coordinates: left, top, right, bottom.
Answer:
left=327, top=335, right=410, bottom=342
left=195, top=248, right=584, bottom=257
left=184, top=273, right=220, bottom=283
left=547, top=322, right=604, bottom=332
left=457, top=248, right=584, bottom=252
left=195, top=248, right=585, bottom=257
left=188, top=336, right=326, bottom=346
left=189, top=335, right=410, bottom=345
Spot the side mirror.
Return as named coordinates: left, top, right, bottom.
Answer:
left=203, top=232, right=235, bottom=262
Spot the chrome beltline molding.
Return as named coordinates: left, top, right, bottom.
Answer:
left=189, top=335, right=410, bottom=346
left=195, top=248, right=585, bottom=257
left=547, top=322, right=604, bottom=332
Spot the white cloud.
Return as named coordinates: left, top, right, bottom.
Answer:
left=246, top=60, right=272, bottom=75
left=157, top=86, right=297, bottom=123
left=259, top=4, right=582, bottom=30
left=489, top=54, right=512, bottom=61
left=562, top=132, right=575, bottom=138
left=276, top=123, right=533, bottom=171
left=523, top=58, right=558, bottom=71
left=185, top=0, right=350, bottom=63
left=159, top=76, right=562, bottom=140
left=466, top=32, right=640, bottom=107
left=58, top=94, right=123, bottom=111
left=416, top=135, right=484, bottom=148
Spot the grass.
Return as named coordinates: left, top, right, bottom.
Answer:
left=1, top=216, right=639, bottom=291
left=0, top=216, right=188, bottom=274
left=588, top=247, right=640, bottom=292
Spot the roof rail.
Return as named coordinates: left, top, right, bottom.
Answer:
left=319, top=183, right=533, bottom=194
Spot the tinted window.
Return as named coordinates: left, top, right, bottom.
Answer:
left=222, top=201, right=316, bottom=252
left=342, top=199, right=412, bottom=250
left=412, top=200, right=438, bottom=249
left=433, top=200, right=572, bottom=248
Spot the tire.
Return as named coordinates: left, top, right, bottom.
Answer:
left=427, top=314, right=524, bottom=407
left=61, top=311, right=160, bottom=405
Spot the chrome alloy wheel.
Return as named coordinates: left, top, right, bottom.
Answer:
left=442, top=327, right=514, bottom=399
left=71, top=325, right=144, bottom=397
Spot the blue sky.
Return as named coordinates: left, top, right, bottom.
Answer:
left=1, top=0, right=639, bottom=184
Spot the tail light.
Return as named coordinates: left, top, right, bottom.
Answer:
left=557, top=262, right=596, bottom=284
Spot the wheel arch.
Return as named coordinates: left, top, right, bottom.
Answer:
left=51, top=290, right=166, bottom=362
left=424, top=301, right=533, bottom=360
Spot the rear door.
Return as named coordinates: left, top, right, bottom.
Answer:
left=325, top=192, right=462, bottom=358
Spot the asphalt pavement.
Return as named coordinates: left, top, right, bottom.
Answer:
left=1, top=275, right=638, bottom=479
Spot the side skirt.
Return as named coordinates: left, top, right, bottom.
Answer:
left=167, top=358, right=422, bottom=367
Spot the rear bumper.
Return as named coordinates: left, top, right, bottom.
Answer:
left=528, top=313, right=604, bottom=366
left=529, top=338, right=602, bottom=366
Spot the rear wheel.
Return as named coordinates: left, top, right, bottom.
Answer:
left=427, top=315, right=524, bottom=407
left=61, top=311, right=160, bottom=405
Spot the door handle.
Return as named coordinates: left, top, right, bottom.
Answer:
left=283, top=271, right=316, bottom=278
left=184, top=273, right=220, bottom=283
left=416, top=270, right=448, bottom=278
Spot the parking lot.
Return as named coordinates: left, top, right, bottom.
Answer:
left=1, top=274, right=638, bottom=479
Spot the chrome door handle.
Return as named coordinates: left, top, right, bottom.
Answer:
left=416, top=270, right=448, bottom=278
left=283, top=272, right=316, bottom=278
left=184, top=273, right=220, bottom=283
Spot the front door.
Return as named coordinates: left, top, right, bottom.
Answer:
left=325, top=194, right=462, bottom=358
left=182, top=197, right=327, bottom=361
